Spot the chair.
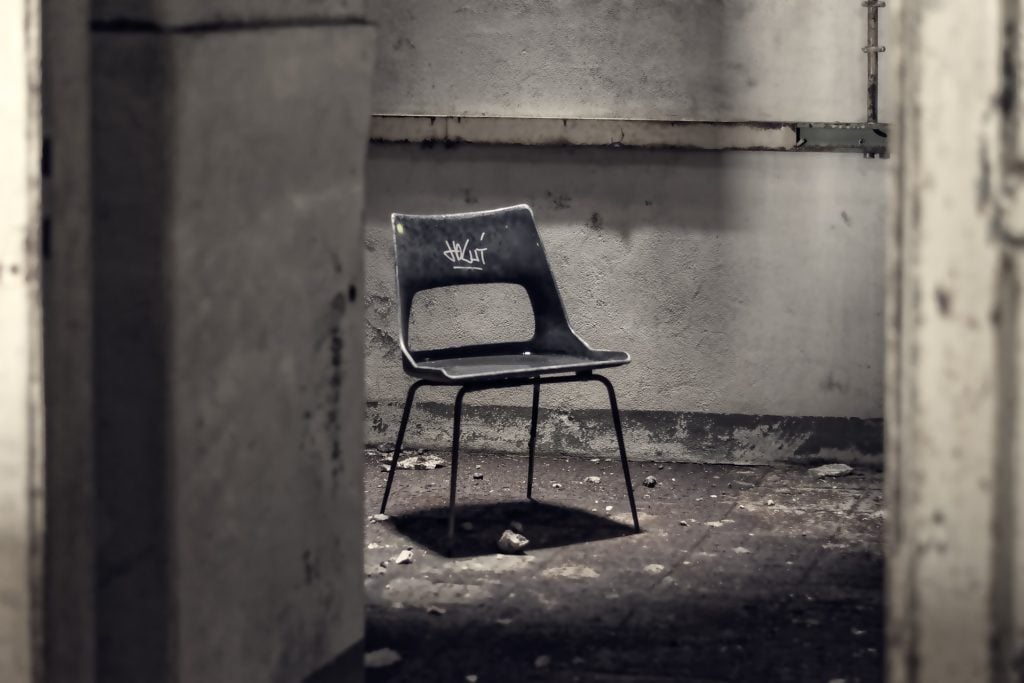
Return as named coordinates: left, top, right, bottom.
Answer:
left=379, top=204, right=640, bottom=553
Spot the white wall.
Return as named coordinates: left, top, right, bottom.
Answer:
left=0, top=0, right=42, bottom=680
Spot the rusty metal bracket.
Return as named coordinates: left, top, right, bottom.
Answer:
left=796, top=123, right=889, bottom=156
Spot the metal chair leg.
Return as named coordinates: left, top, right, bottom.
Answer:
left=593, top=375, right=640, bottom=532
left=447, top=387, right=468, bottom=555
left=380, top=380, right=426, bottom=514
left=527, top=381, right=540, bottom=500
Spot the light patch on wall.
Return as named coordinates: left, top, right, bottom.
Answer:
left=407, top=283, right=534, bottom=351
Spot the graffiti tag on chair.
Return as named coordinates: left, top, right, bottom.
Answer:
left=443, top=234, right=488, bottom=271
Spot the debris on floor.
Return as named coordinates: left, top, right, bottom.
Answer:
left=365, top=648, right=402, bottom=668
left=375, top=443, right=396, bottom=453
left=583, top=475, right=601, bottom=484
left=551, top=482, right=563, bottom=489
left=397, top=454, right=445, bottom=470
left=363, top=451, right=884, bottom=683
left=497, top=529, right=530, bottom=554
left=426, top=605, right=447, bottom=615
left=809, top=463, right=854, bottom=478
left=472, top=472, right=484, bottom=480
left=392, top=549, right=414, bottom=565
left=534, top=655, right=552, bottom=669
left=642, top=475, right=658, bottom=488
left=370, top=513, right=390, bottom=523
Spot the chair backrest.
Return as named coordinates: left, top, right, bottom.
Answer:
left=391, top=204, right=586, bottom=360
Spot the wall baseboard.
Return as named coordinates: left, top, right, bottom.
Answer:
left=366, top=401, right=883, bottom=467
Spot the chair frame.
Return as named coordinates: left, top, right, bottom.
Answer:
left=379, top=370, right=641, bottom=554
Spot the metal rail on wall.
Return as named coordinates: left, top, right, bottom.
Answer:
left=371, top=1, right=889, bottom=157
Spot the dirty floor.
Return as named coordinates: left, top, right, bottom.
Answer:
left=363, top=450, right=884, bottom=683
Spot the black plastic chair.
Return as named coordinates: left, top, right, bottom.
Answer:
left=379, top=204, right=640, bottom=553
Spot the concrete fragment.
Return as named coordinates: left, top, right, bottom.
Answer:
left=371, top=513, right=390, bottom=522
left=643, top=564, right=665, bottom=574
left=551, top=482, right=563, bottom=489
left=767, top=499, right=776, bottom=506
left=809, top=463, right=853, bottom=478
left=534, top=655, right=551, bottom=668
left=376, top=442, right=396, bottom=453
left=397, top=454, right=445, bottom=470
left=583, top=476, right=601, bottom=484
left=392, top=549, right=413, bottom=565
left=541, top=565, right=599, bottom=579
left=365, top=648, right=402, bottom=668
left=643, top=476, right=657, bottom=488
left=497, top=529, right=530, bottom=554
left=426, top=605, right=447, bottom=615
left=472, top=472, right=484, bottom=480
left=679, top=520, right=689, bottom=526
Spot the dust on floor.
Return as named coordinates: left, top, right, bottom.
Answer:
left=364, top=450, right=883, bottom=683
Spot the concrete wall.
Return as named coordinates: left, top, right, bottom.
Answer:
left=0, top=0, right=43, bottom=680
left=91, top=3, right=373, bottom=681
left=370, top=0, right=885, bottom=122
left=364, top=2, right=888, bottom=464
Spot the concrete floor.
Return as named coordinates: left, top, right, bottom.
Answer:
left=363, top=450, right=884, bottom=683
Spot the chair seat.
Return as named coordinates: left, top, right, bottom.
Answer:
left=412, top=350, right=629, bottom=382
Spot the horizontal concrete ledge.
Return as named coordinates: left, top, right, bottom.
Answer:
left=366, top=401, right=883, bottom=467
left=370, top=115, right=890, bottom=155
left=91, top=17, right=370, bottom=33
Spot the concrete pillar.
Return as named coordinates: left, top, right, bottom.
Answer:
left=90, top=2, right=373, bottom=681
left=0, top=0, right=43, bottom=681
left=42, top=1, right=95, bottom=680
left=887, top=0, right=1024, bottom=680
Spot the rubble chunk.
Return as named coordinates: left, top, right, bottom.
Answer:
left=392, top=549, right=414, bottom=565
left=497, top=529, right=530, bottom=554
left=551, top=482, right=563, bottom=489
left=809, top=463, right=854, bottom=478
left=376, top=443, right=395, bottom=454
left=583, top=476, right=601, bottom=484
left=397, top=454, right=445, bottom=470
left=426, top=605, right=447, bottom=615
left=642, top=476, right=658, bottom=488
left=472, top=472, right=484, bottom=480
left=365, top=648, right=401, bottom=668
left=643, top=564, right=665, bottom=574
left=370, top=513, right=390, bottom=522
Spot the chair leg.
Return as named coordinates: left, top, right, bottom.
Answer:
left=447, top=387, right=468, bottom=556
left=593, top=375, right=640, bottom=532
left=527, top=381, right=540, bottom=500
left=380, top=381, right=426, bottom=514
